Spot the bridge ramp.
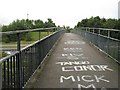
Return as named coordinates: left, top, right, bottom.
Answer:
left=27, top=33, right=119, bottom=89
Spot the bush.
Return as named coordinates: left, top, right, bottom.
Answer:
left=2, top=52, right=8, bottom=57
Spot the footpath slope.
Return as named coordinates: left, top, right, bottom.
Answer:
left=31, top=33, right=119, bottom=89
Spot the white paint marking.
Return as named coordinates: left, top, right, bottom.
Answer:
left=58, top=65, right=113, bottom=72
left=60, top=75, right=110, bottom=83
left=61, top=53, right=84, bottom=57
left=81, top=75, right=94, bottom=82
left=56, top=61, right=90, bottom=66
left=94, top=75, right=110, bottom=83
left=62, top=66, right=74, bottom=72
left=64, top=40, right=85, bottom=45
left=67, top=56, right=79, bottom=60
left=63, top=48, right=83, bottom=52
left=100, top=65, right=113, bottom=71
left=60, top=76, right=75, bottom=83
left=78, top=84, right=96, bottom=90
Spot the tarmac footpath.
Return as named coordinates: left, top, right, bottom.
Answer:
left=27, top=33, right=119, bottom=89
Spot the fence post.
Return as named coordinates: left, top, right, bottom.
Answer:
left=93, top=28, right=95, bottom=34
left=98, top=29, right=101, bottom=35
left=47, top=30, right=49, bottom=36
left=118, top=41, right=120, bottom=63
left=17, top=33, right=21, bottom=51
left=108, top=30, right=110, bottom=38
left=17, top=33, right=22, bottom=88
left=0, top=62, right=2, bottom=90
left=39, top=31, right=41, bottom=40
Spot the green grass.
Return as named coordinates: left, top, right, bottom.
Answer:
left=0, top=51, right=8, bottom=58
left=1, top=31, right=53, bottom=46
left=31, top=32, right=53, bottom=40
left=1, top=45, right=25, bottom=48
left=0, top=31, right=54, bottom=58
left=0, top=52, right=2, bottom=58
left=31, top=32, right=48, bottom=41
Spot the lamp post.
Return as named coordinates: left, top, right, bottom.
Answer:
left=27, top=13, right=29, bottom=20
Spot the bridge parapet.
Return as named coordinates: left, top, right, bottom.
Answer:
left=0, top=27, right=65, bottom=89
left=73, top=27, right=120, bottom=63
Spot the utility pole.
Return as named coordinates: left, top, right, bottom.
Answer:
left=26, top=13, right=29, bottom=29
left=27, top=13, right=29, bottom=20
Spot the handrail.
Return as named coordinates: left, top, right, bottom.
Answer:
left=77, top=27, right=120, bottom=41
left=80, top=27, right=120, bottom=32
left=0, top=27, right=62, bottom=35
left=73, top=27, right=120, bottom=64
left=0, top=27, right=65, bottom=89
left=0, top=27, right=63, bottom=51
left=0, top=29, right=63, bottom=63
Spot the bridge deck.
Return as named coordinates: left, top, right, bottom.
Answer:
left=26, top=33, right=119, bottom=89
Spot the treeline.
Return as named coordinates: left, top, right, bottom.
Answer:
left=75, top=16, right=120, bottom=30
left=0, top=25, right=2, bottom=31
left=75, top=16, right=120, bottom=40
left=2, top=18, right=56, bottom=42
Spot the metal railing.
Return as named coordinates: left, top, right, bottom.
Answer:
left=0, top=27, right=65, bottom=89
left=73, top=27, right=120, bottom=64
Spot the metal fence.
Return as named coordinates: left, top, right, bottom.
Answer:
left=73, top=27, right=120, bottom=64
left=0, top=27, right=65, bottom=89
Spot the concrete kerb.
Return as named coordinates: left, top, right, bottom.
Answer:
left=24, top=33, right=64, bottom=88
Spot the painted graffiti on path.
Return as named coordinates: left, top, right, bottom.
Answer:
left=56, top=61, right=113, bottom=72
left=56, top=53, right=88, bottom=60
left=64, top=40, right=85, bottom=45
left=56, top=40, right=114, bottom=89
left=63, top=48, right=83, bottom=52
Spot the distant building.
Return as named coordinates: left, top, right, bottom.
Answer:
left=118, top=1, right=120, bottom=19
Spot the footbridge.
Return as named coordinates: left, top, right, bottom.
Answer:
left=0, top=27, right=120, bottom=89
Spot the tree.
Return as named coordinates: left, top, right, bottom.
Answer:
left=76, top=18, right=89, bottom=27
left=75, top=16, right=120, bottom=40
left=26, top=19, right=34, bottom=29
left=2, top=18, right=57, bottom=43
left=2, top=19, right=34, bottom=42
left=44, top=18, right=56, bottom=28
left=34, top=19, right=44, bottom=28
left=103, top=19, right=117, bottom=29
left=75, top=16, right=119, bottom=29
left=0, top=24, right=2, bottom=31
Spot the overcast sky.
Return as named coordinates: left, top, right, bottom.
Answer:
left=0, top=0, right=120, bottom=27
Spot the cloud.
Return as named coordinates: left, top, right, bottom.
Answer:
left=0, top=17, right=12, bottom=25
left=0, top=0, right=119, bottom=27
